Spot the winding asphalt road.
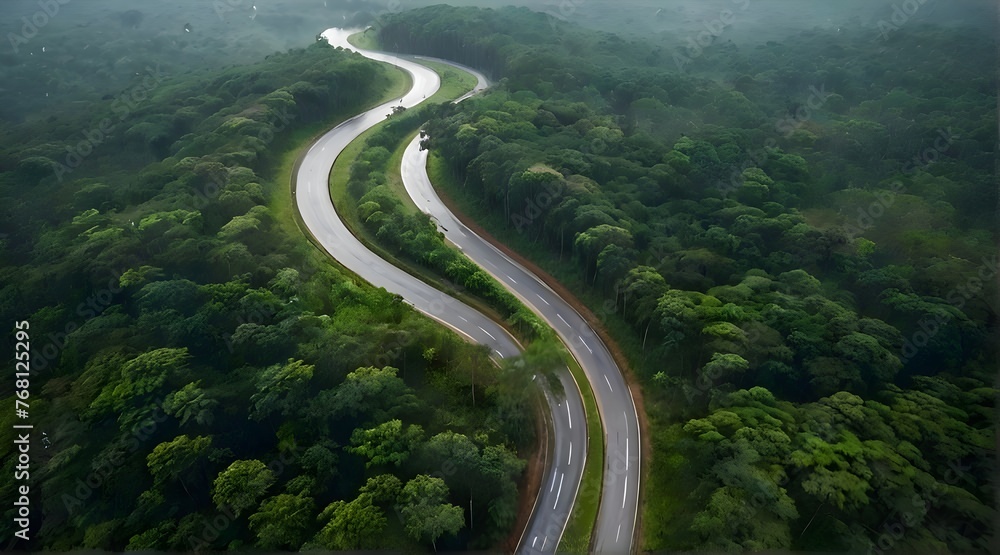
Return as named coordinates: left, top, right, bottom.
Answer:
left=404, top=135, right=641, bottom=553
left=295, top=28, right=585, bottom=553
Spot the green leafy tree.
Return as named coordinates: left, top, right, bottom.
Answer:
left=146, top=434, right=213, bottom=497
left=399, top=475, right=465, bottom=552
left=478, top=444, right=525, bottom=535
left=212, top=459, right=277, bottom=516
left=126, top=520, right=176, bottom=550
left=91, top=347, right=190, bottom=414
left=419, top=431, right=481, bottom=494
left=164, top=381, right=218, bottom=427
left=314, top=494, right=386, bottom=550
left=359, top=474, right=403, bottom=505
left=250, top=358, right=314, bottom=420
left=833, top=332, right=903, bottom=384
left=325, top=365, right=420, bottom=420
left=300, top=442, right=340, bottom=482
left=348, top=419, right=425, bottom=468
left=699, top=352, right=749, bottom=385
left=248, top=494, right=315, bottom=550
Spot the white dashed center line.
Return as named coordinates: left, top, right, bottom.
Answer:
left=478, top=326, right=496, bottom=341
left=604, top=374, right=613, bottom=391
left=553, top=472, right=564, bottom=509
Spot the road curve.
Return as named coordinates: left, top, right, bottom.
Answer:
left=403, top=52, right=592, bottom=555
left=294, top=28, right=583, bottom=553
left=403, top=136, right=642, bottom=553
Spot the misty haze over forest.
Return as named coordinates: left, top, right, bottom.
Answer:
left=0, top=0, right=995, bottom=553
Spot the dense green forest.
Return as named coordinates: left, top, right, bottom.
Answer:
left=0, top=32, right=534, bottom=552
left=0, top=1, right=995, bottom=553
left=375, top=5, right=997, bottom=553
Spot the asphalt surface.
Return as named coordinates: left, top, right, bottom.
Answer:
left=403, top=135, right=641, bottom=553
left=295, top=28, right=586, bottom=553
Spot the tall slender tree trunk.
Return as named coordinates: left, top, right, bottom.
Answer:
left=180, top=477, right=193, bottom=500
left=504, top=184, right=509, bottom=227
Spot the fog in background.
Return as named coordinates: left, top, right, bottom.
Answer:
left=1, top=0, right=994, bottom=123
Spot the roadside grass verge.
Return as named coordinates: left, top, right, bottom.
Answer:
left=415, top=59, right=480, bottom=101
left=383, top=130, right=421, bottom=214
left=327, top=116, right=528, bottom=335
left=346, top=30, right=380, bottom=51
left=557, top=348, right=605, bottom=554
left=381, top=62, right=478, bottom=213
left=346, top=31, right=478, bottom=103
